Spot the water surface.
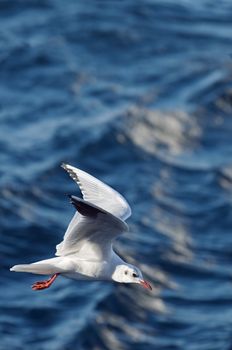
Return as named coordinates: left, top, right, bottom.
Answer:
left=1, top=1, right=232, bottom=349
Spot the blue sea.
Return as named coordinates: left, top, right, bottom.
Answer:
left=1, top=0, right=232, bottom=349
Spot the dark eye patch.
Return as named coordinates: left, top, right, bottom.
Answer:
left=132, top=273, right=138, bottom=278
left=124, top=271, right=128, bottom=275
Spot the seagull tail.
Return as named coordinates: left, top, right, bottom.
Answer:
left=10, top=264, right=39, bottom=273
left=10, top=260, right=62, bottom=275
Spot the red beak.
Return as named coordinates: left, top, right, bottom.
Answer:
left=139, top=280, right=152, bottom=290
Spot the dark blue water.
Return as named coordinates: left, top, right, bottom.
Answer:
left=1, top=0, right=232, bottom=349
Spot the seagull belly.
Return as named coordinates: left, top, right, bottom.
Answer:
left=61, top=259, right=110, bottom=281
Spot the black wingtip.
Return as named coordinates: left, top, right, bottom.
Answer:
left=67, top=194, right=78, bottom=210
left=67, top=195, right=104, bottom=218
left=68, top=195, right=82, bottom=208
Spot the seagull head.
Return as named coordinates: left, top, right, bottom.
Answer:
left=112, top=264, right=152, bottom=290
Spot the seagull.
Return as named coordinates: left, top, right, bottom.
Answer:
left=10, top=164, right=152, bottom=291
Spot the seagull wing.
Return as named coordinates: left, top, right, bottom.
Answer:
left=61, top=163, right=131, bottom=221
left=56, top=196, right=128, bottom=260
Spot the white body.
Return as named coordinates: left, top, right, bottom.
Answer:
left=14, top=251, right=124, bottom=282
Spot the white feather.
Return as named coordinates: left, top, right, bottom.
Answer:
left=61, top=163, right=131, bottom=221
left=56, top=197, right=128, bottom=259
left=55, top=164, right=131, bottom=259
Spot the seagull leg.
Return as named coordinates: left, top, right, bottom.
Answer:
left=32, top=273, right=59, bottom=291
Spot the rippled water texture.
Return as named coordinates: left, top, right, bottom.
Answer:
left=1, top=1, right=232, bottom=349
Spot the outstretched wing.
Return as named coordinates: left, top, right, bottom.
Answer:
left=61, top=163, right=131, bottom=221
left=56, top=196, right=128, bottom=260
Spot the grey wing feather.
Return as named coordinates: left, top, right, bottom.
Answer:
left=56, top=196, right=128, bottom=260
left=61, top=163, right=131, bottom=220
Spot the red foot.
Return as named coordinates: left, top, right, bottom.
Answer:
left=32, top=273, right=59, bottom=291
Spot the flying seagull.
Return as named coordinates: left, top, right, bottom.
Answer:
left=10, top=164, right=152, bottom=291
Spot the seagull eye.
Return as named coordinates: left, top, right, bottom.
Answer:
left=132, top=273, right=138, bottom=278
